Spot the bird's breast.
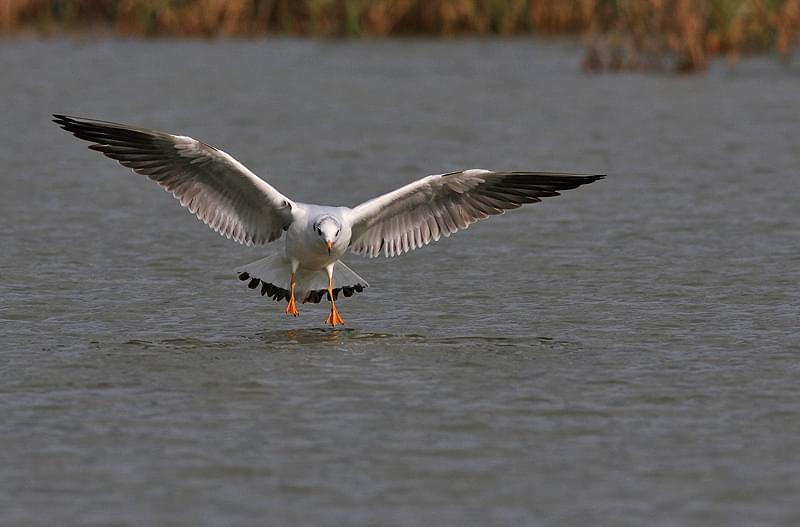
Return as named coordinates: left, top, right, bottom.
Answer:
left=284, top=226, right=347, bottom=270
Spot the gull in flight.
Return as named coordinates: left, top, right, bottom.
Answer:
left=54, top=115, right=604, bottom=327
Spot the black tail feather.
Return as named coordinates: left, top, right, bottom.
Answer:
left=236, top=272, right=365, bottom=304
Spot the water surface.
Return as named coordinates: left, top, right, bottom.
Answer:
left=1, top=38, right=799, bottom=526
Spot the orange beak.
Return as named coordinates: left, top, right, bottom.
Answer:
left=326, top=240, right=333, bottom=254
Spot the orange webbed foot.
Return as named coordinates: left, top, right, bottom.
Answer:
left=325, top=304, right=345, bottom=327
left=285, top=296, right=299, bottom=317
left=324, top=274, right=344, bottom=327
left=285, top=272, right=299, bottom=317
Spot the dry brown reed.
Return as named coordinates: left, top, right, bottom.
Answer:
left=582, top=0, right=710, bottom=72
left=1, top=0, right=798, bottom=72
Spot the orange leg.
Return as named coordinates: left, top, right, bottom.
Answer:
left=285, top=272, right=299, bottom=317
left=325, top=277, right=345, bottom=327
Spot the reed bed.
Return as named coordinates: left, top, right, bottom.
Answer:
left=1, top=0, right=798, bottom=72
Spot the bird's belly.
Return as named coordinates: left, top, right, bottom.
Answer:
left=292, top=251, right=338, bottom=270
left=285, top=233, right=346, bottom=270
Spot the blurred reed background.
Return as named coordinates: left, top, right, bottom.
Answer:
left=1, top=0, right=798, bottom=72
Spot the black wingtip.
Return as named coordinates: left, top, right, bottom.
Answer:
left=52, top=114, right=84, bottom=134
left=52, top=114, right=70, bottom=128
left=571, top=173, right=605, bottom=182
left=561, top=173, right=606, bottom=188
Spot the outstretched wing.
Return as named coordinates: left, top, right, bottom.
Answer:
left=347, top=170, right=604, bottom=258
left=53, top=114, right=295, bottom=246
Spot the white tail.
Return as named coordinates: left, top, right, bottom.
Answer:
left=235, top=254, right=369, bottom=304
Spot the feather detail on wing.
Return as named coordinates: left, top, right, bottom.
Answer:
left=53, top=114, right=294, bottom=246
left=347, top=170, right=604, bottom=258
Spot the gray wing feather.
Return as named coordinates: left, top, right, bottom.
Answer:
left=54, top=114, right=294, bottom=246
left=347, top=169, right=604, bottom=258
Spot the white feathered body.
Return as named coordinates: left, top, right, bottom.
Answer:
left=237, top=203, right=368, bottom=304
left=284, top=204, right=352, bottom=269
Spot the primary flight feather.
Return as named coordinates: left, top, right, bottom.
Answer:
left=54, top=114, right=604, bottom=326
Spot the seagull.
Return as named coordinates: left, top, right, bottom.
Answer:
left=53, top=114, right=604, bottom=326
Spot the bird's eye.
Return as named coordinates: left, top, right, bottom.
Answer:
left=336, top=229, right=340, bottom=236
left=316, top=227, right=322, bottom=235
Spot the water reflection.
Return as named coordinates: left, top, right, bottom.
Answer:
left=253, top=327, right=427, bottom=346
left=251, top=327, right=568, bottom=351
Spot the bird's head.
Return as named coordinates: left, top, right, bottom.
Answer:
left=313, top=216, right=341, bottom=255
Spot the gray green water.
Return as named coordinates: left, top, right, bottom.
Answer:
left=1, top=38, right=799, bottom=526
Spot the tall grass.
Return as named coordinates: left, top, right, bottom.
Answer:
left=1, top=0, right=798, bottom=71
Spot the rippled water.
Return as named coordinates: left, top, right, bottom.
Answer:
left=1, top=38, right=799, bottom=526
